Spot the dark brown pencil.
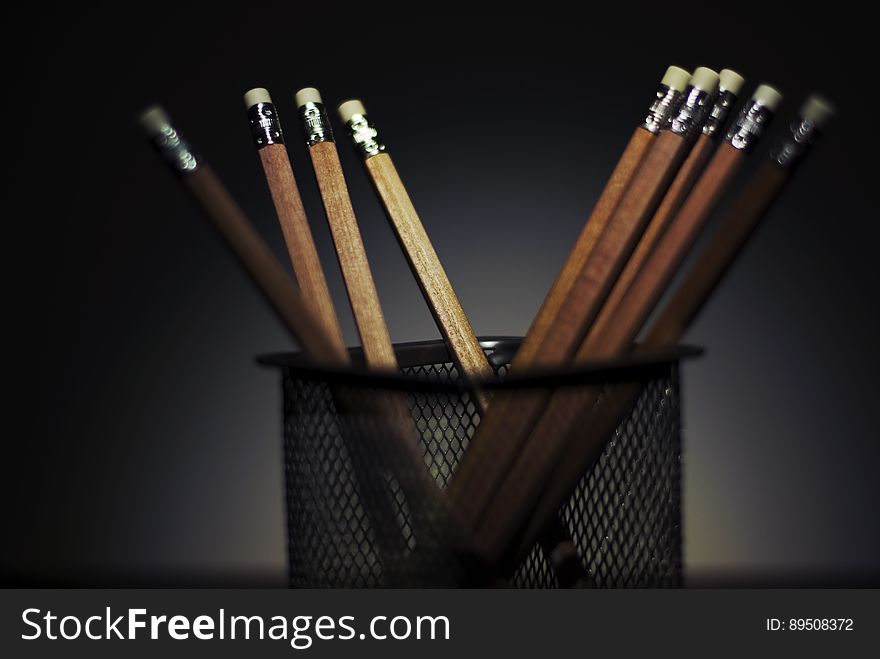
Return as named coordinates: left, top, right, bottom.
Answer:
left=586, top=69, right=745, bottom=346
left=472, top=83, right=784, bottom=563
left=505, top=95, right=833, bottom=568
left=514, top=65, right=692, bottom=367
left=448, top=68, right=721, bottom=541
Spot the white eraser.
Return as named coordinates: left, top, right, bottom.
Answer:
left=690, top=67, right=720, bottom=93
left=295, top=87, right=323, bottom=108
left=752, top=84, right=783, bottom=112
left=661, top=66, right=691, bottom=93
left=139, top=105, right=171, bottom=135
left=719, top=69, right=745, bottom=95
left=338, top=99, right=367, bottom=123
left=244, top=87, right=272, bottom=109
left=800, top=95, right=835, bottom=129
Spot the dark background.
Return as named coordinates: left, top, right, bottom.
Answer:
left=4, top=6, right=878, bottom=585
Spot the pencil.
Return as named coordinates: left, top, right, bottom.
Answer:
left=243, top=88, right=347, bottom=353
left=503, top=95, right=833, bottom=569
left=514, top=65, right=692, bottom=367
left=473, top=83, right=783, bottom=562
left=448, top=67, right=721, bottom=541
left=338, top=99, right=494, bottom=412
left=141, top=106, right=440, bottom=578
left=141, top=106, right=346, bottom=364
left=295, top=87, right=398, bottom=370
left=586, top=69, right=746, bottom=346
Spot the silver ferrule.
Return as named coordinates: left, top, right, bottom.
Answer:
left=702, top=89, right=738, bottom=139
left=670, top=85, right=717, bottom=140
left=149, top=121, right=201, bottom=174
left=299, top=102, right=334, bottom=146
left=770, top=114, right=823, bottom=169
left=247, top=102, right=284, bottom=147
left=345, top=113, right=386, bottom=159
left=725, top=99, right=775, bottom=152
left=642, top=84, right=684, bottom=134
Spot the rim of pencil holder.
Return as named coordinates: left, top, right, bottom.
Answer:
left=257, top=336, right=703, bottom=389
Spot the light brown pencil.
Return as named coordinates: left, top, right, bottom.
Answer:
left=338, top=99, right=493, bottom=412
left=448, top=68, right=721, bottom=540
left=505, top=95, right=834, bottom=567
left=244, top=88, right=347, bottom=353
left=294, top=87, right=397, bottom=370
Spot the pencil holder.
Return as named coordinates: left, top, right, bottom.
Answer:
left=259, top=338, right=698, bottom=588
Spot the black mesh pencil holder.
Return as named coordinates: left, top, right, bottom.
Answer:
left=258, top=337, right=700, bottom=588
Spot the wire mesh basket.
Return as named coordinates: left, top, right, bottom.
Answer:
left=258, top=337, right=698, bottom=588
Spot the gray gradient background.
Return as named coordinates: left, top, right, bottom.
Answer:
left=4, top=6, right=878, bottom=585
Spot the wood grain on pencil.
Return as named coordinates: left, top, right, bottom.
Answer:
left=365, top=152, right=493, bottom=410
left=309, top=141, right=397, bottom=369
left=257, top=143, right=347, bottom=353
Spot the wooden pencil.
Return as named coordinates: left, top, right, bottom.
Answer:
left=586, top=69, right=746, bottom=347
left=295, top=87, right=398, bottom=370
left=447, top=68, right=722, bottom=541
left=244, top=88, right=347, bottom=353
left=141, top=106, right=441, bottom=577
left=470, top=83, right=783, bottom=563
left=141, top=106, right=347, bottom=364
left=500, top=93, right=833, bottom=570
left=514, top=65, right=692, bottom=367
left=338, top=99, right=494, bottom=413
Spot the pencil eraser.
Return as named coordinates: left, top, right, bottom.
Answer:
left=139, top=105, right=171, bottom=136
left=800, top=95, right=835, bottom=129
left=690, top=67, right=720, bottom=93
left=661, top=66, right=691, bottom=93
left=295, top=87, right=323, bottom=108
left=719, top=69, right=745, bottom=95
left=244, top=87, right=272, bottom=109
left=752, top=84, right=783, bottom=112
left=338, top=99, right=367, bottom=123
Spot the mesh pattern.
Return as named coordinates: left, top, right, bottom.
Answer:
left=281, top=344, right=682, bottom=588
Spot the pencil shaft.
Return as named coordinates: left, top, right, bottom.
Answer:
left=448, top=130, right=690, bottom=538
left=514, top=127, right=655, bottom=366
left=309, top=141, right=397, bottom=369
left=257, top=143, right=347, bottom=353
left=365, top=152, right=493, bottom=410
left=182, top=166, right=348, bottom=364
left=585, top=133, right=716, bottom=349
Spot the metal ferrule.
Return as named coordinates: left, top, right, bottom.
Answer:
left=345, top=113, right=386, bottom=159
left=299, top=102, right=334, bottom=146
left=247, top=102, right=284, bottom=147
left=725, top=99, right=775, bottom=152
left=642, top=84, right=684, bottom=134
left=702, top=89, right=738, bottom=139
left=670, top=86, right=716, bottom=140
left=769, top=114, right=822, bottom=169
left=149, top=121, right=201, bottom=174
